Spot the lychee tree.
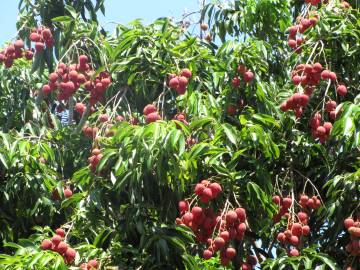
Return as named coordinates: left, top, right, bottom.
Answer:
left=0, top=0, right=359, bottom=269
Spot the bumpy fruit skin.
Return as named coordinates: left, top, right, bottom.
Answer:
left=225, top=210, right=238, bottom=224
left=232, top=77, right=240, bottom=88
left=51, top=235, right=62, bottom=246
left=178, top=201, right=189, bottom=214
left=79, top=55, right=88, bottom=64
left=41, top=239, right=52, bottom=250
left=98, top=114, right=109, bottom=123
left=302, top=225, right=310, bottom=236
left=272, top=195, right=281, bottom=205
left=143, top=104, right=157, bottom=115
left=88, top=259, right=98, bottom=269
left=235, top=208, right=246, bottom=222
left=65, top=248, right=76, bottom=263
left=289, top=248, right=300, bottom=257
left=57, top=241, right=68, bottom=254
left=169, top=77, right=179, bottom=89
left=55, top=228, right=66, bottom=238
left=344, top=218, right=354, bottom=229
left=214, top=237, right=225, bottom=250
left=180, top=68, right=192, bottom=78
left=203, top=249, right=213, bottom=259
left=225, top=247, right=236, bottom=259
left=146, top=112, right=161, bottom=123
left=336, top=85, right=347, bottom=96
left=244, top=71, right=254, bottom=83
left=64, top=188, right=73, bottom=199
left=42, top=85, right=51, bottom=95
left=282, top=197, right=292, bottom=209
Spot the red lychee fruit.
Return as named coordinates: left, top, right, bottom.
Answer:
left=344, top=218, right=354, bottom=229
left=336, top=85, right=347, bottom=96
left=35, top=42, right=45, bottom=52
left=42, top=29, right=52, bottom=40
left=88, top=259, right=98, bottom=269
left=180, top=68, right=192, bottom=78
left=209, top=182, right=222, bottom=198
left=99, top=114, right=109, bottom=123
left=325, top=100, right=337, bottom=112
left=55, top=228, right=66, bottom=238
left=51, top=235, right=62, bottom=246
left=178, top=76, right=188, bottom=87
left=289, top=248, right=300, bottom=257
left=272, top=195, right=281, bottom=205
left=146, top=112, right=161, bottom=123
left=203, top=249, right=213, bottom=260
left=64, top=188, right=73, bottom=199
left=178, top=200, right=189, bottom=214
left=42, top=84, right=51, bottom=95
left=143, top=104, right=157, bottom=115
left=169, top=77, right=179, bottom=89
left=232, top=77, right=240, bottom=87
left=225, top=247, right=236, bottom=259
left=79, top=55, right=88, bottom=64
left=244, top=71, right=254, bottom=83
left=65, top=248, right=76, bottom=263
left=302, top=225, right=310, bottom=236
left=213, top=237, right=225, bottom=250
left=225, top=210, right=238, bottom=225
left=235, top=207, right=246, bottom=222
left=282, top=197, right=292, bottom=209
left=41, top=239, right=52, bottom=250
left=194, top=183, right=205, bottom=196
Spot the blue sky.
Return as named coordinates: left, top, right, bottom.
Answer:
left=0, top=0, right=200, bottom=44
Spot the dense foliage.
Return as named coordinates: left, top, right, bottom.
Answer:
left=0, top=0, right=359, bottom=269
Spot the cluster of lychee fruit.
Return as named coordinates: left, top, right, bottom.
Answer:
left=201, top=207, right=249, bottom=267
left=52, top=187, right=73, bottom=201
left=29, top=27, right=54, bottom=52
left=231, top=64, right=254, bottom=88
left=280, top=62, right=348, bottom=143
left=42, top=55, right=112, bottom=106
left=40, top=228, right=98, bottom=268
left=0, top=39, right=33, bottom=68
left=287, top=11, right=319, bottom=53
left=273, top=194, right=321, bottom=257
left=344, top=216, right=360, bottom=256
left=88, top=148, right=102, bottom=173
left=40, top=228, right=76, bottom=264
left=168, top=68, right=192, bottom=95
left=309, top=112, right=333, bottom=143
left=143, top=104, right=162, bottom=124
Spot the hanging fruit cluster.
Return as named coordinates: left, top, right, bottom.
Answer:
left=143, top=104, right=162, bottom=123
left=176, top=180, right=255, bottom=267
left=287, top=11, right=319, bottom=53
left=0, top=39, right=33, bottom=68
left=167, top=68, right=192, bottom=95
left=88, top=148, right=103, bottom=173
left=231, top=64, right=254, bottom=88
left=280, top=0, right=351, bottom=144
left=29, top=27, right=55, bottom=52
left=40, top=228, right=77, bottom=264
left=40, top=228, right=98, bottom=268
left=42, top=55, right=112, bottom=106
left=273, top=194, right=321, bottom=257
left=344, top=216, right=360, bottom=256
